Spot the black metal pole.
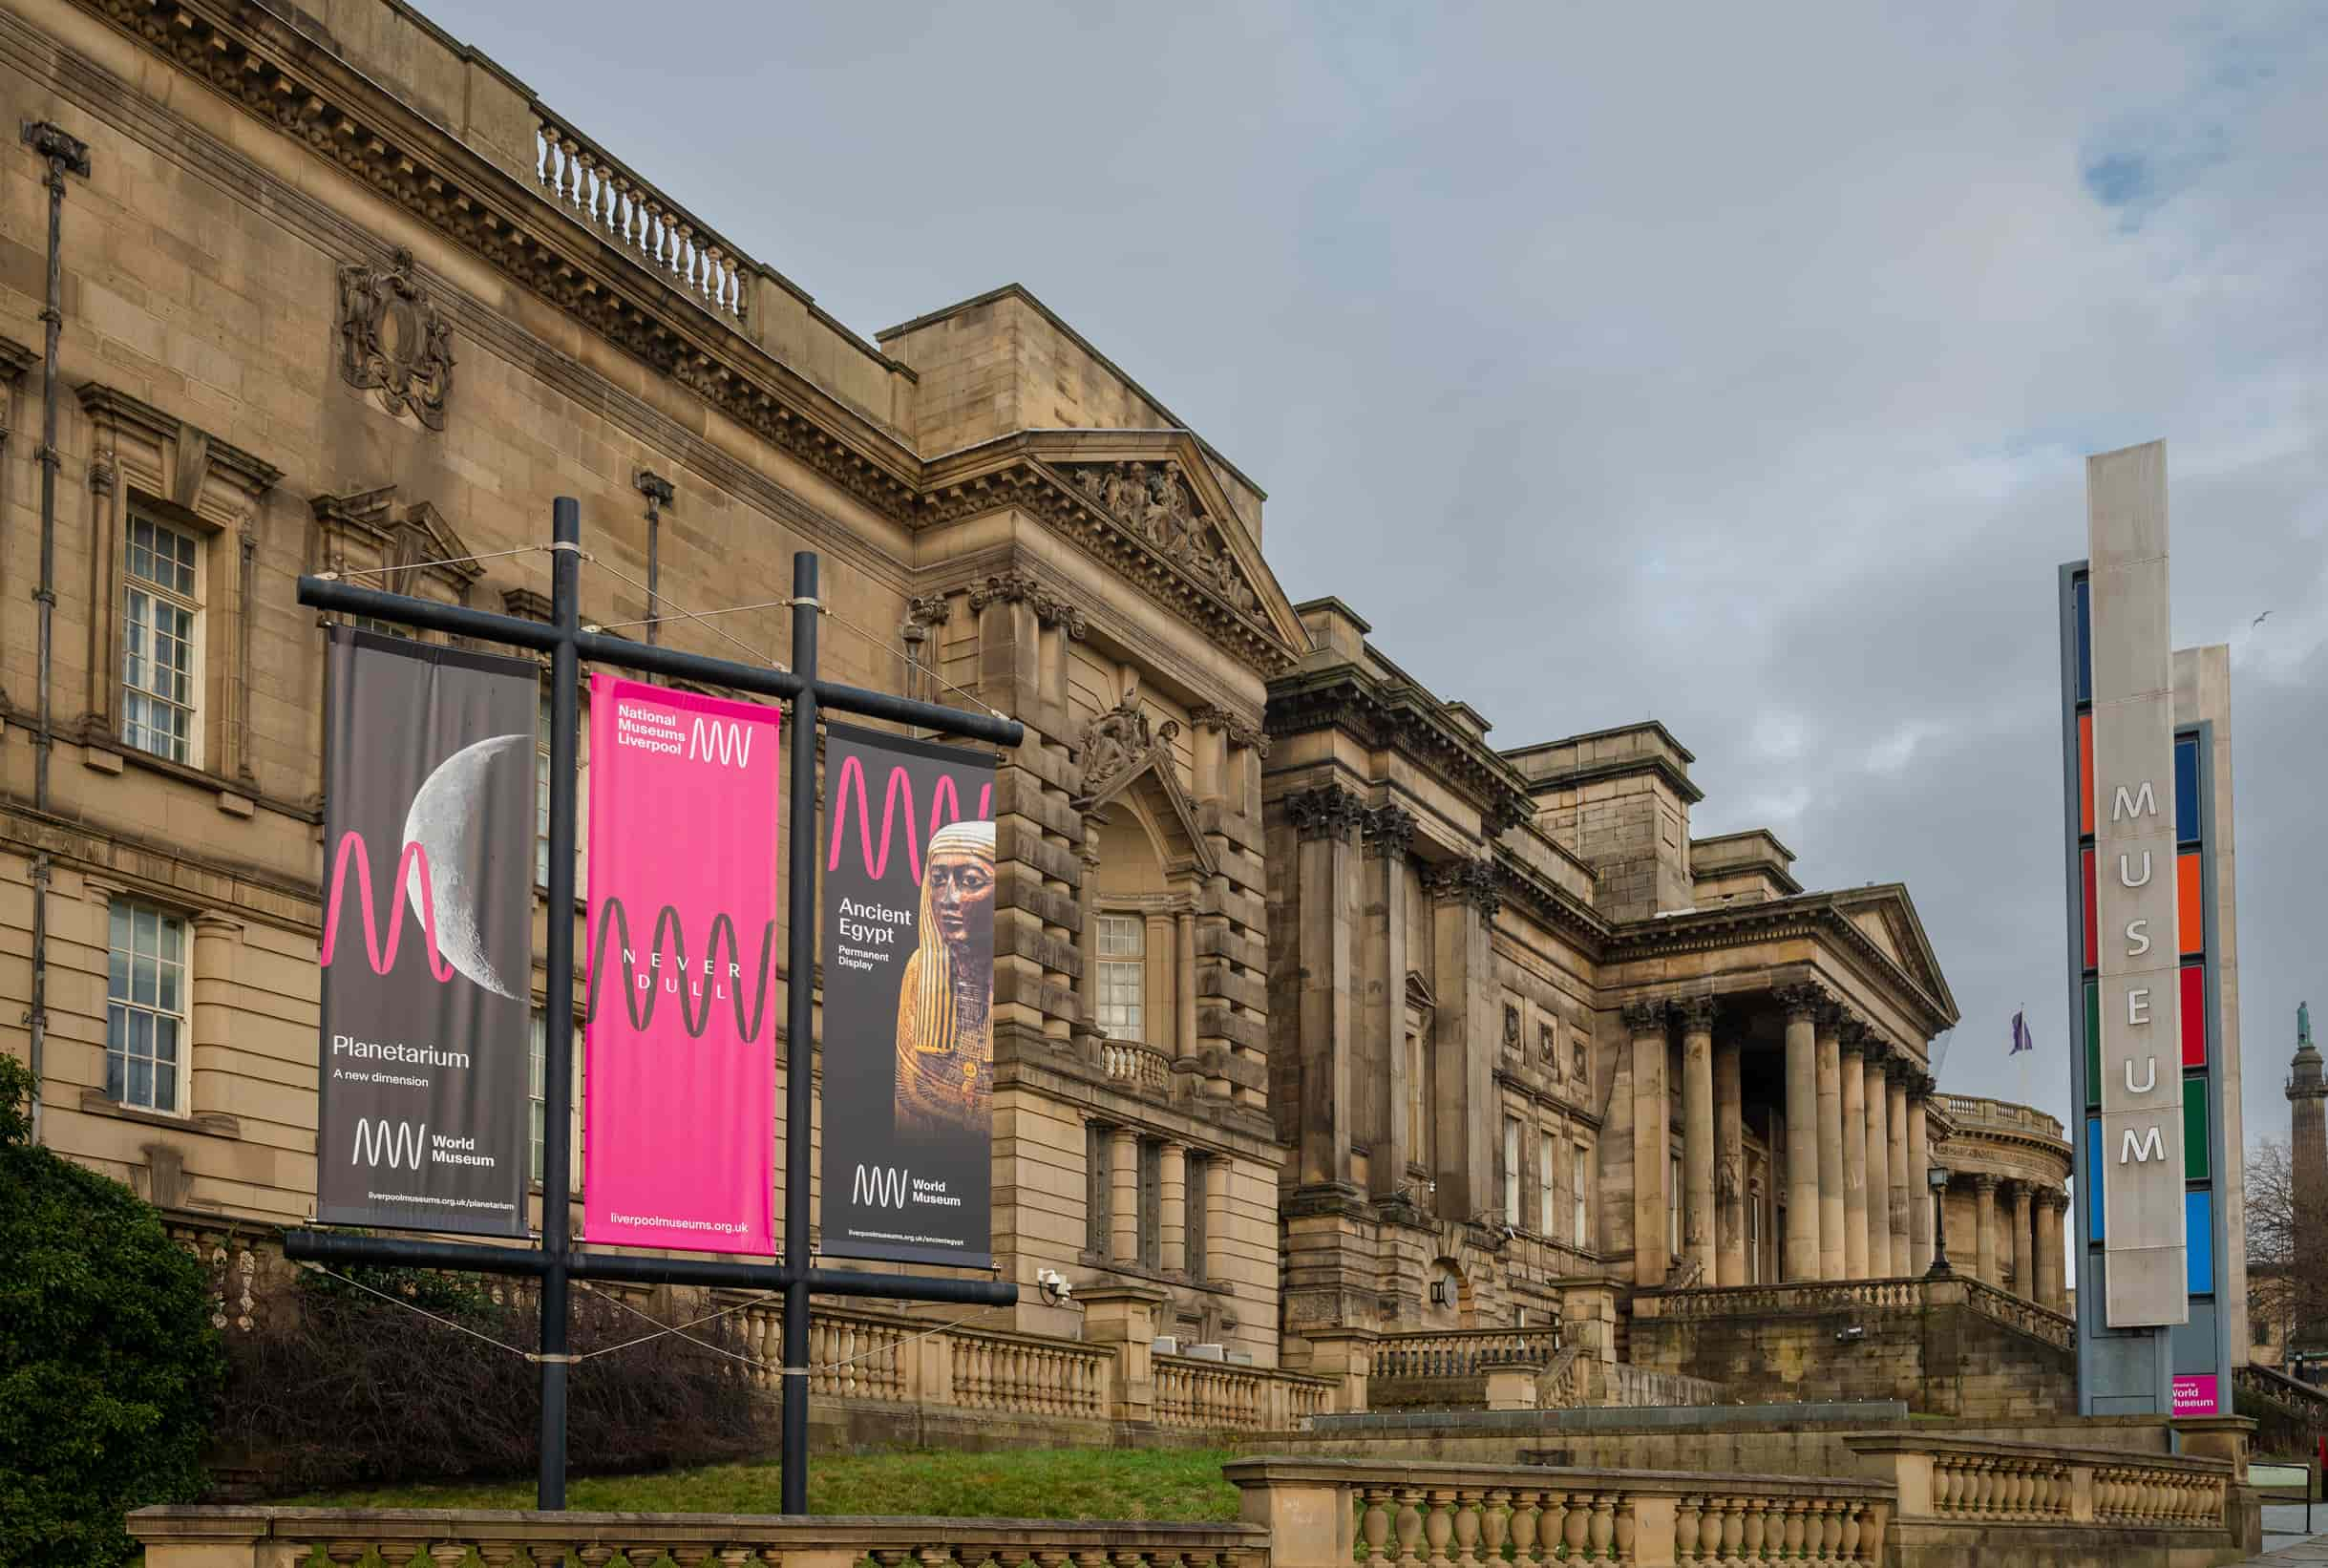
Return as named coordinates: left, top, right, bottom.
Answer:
left=780, top=551, right=818, bottom=1516
left=1926, top=1178, right=1954, bottom=1279
left=538, top=497, right=582, bottom=1510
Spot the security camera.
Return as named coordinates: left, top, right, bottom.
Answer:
left=1037, top=1267, right=1073, bottom=1305
left=1834, top=1324, right=1866, bottom=1344
left=1427, top=1180, right=1437, bottom=1196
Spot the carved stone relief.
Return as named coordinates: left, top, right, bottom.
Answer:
left=1065, top=460, right=1259, bottom=618
left=337, top=247, right=454, bottom=430
left=1077, top=681, right=1178, bottom=801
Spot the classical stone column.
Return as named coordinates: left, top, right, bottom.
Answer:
left=1886, top=1065, right=1912, bottom=1275
left=1863, top=1041, right=1893, bottom=1277
left=1111, top=1126, right=1140, bottom=1264
left=1363, top=806, right=1415, bottom=1198
left=1906, top=1075, right=1933, bottom=1274
left=1146, top=911, right=1175, bottom=1048
left=1839, top=1024, right=1869, bottom=1281
left=1623, top=999, right=1672, bottom=1287
left=1425, top=858, right=1501, bottom=1220
left=1715, top=1030, right=1747, bottom=1287
left=2010, top=1179, right=2035, bottom=1302
left=1973, top=1174, right=2000, bottom=1286
left=1287, top=785, right=1363, bottom=1189
left=1160, top=1142, right=1188, bottom=1274
left=1203, top=1153, right=1231, bottom=1283
left=1779, top=985, right=1822, bottom=1282
left=1814, top=1004, right=1846, bottom=1280
left=1679, top=996, right=1718, bottom=1283
left=2034, top=1191, right=2066, bottom=1311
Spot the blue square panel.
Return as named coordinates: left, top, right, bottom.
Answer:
left=2187, top=1190, right=2212, bottom=1295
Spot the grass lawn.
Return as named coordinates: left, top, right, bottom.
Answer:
left=286, top=1447, right=1243, bottom=1521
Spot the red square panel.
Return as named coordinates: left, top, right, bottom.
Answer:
left=2082, top=848, right=2097, bottom=970
left=2181, top=963, right=2206, bottom=1067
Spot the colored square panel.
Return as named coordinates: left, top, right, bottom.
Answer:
left=2085, top=980, right=2101, bottom=1110
left=2080, top=711, right=2095, bottom=837
left=2095, top=841, right=2113, bottom=963
left=2185, top=1076, right=2210, bottom=1180
left=2177, top=851, right=2203, bottom=956
left=2187, top=1190, right=2212, bottom=1295
left=2087, top=1116, right=2105, bottom=1240
left=2174, top=735, right=2200, bottom=843
left=2075, top=575, right=2092, bottom=704
left=2180, top=964, right=2206, bottom=1067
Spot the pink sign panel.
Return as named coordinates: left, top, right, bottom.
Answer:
left=583, top=675, right=780, bottom=1254
left=2172, top=1374, right=2219, bottom=1416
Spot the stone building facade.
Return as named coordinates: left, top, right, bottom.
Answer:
left=1928, top=1091, right=2072, bottom=1313
left=2, top=0, right=1963, bottom=1376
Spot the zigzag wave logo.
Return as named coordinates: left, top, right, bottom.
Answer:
left=852, top=1164, right=909, bottom=1209
left=319, top=832, right=455, bottom=982
left=350, top=1117, right=429, bottom=1171
left=688, top=716, right=756, bottom=768
left=825, top=755, right=994, bottom=881
left=585, top=898, right=779, bottom=1042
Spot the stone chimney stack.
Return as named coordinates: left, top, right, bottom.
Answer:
left=2290, top=1002, right=2326, bottom=1226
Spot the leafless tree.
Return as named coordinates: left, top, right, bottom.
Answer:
left=2246, top=1138, right=2328, bottom=1359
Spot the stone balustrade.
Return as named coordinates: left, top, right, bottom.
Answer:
left=1372, top=1325, right=1565, bottom=1381
left=1158, top=1354, right=1333, bottom=1432
left=730, top=1301, right=1114, bottom=1423
left=949, top=1324, right=1110, bottom=1418
left=1635, top=1277, right=1928, bottom=1320
left=1847, top=1432, right=2231, bottom=1536
left=1101, top=1038, right=1175, bottom=1094
left=1226, top=1456, right=1893, bottom=1567
left=1957, top=1277, right=2074, bottom=1351
left=129, top=1508, right=1271, bottom=1568
left=533, top=108, right=755, bottom=320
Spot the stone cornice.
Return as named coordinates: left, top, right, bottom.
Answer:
left=75, top=383, right=282, bottom=498
left=1487, top=846, right=1612, bottom=950
left=1517, top=749, right=1705, bottom=808
left=1265, top=667, right=1537, bottom=836
left=1603, top=893, right=1958, bottom=1041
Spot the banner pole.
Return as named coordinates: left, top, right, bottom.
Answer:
left=781, top=550, right=819, bottom=1516
left=538, top=496, right=582, bottom=1511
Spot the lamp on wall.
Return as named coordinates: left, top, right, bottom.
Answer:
left=1925, top=1164, right=1955, bottom=1279
left=1429, top=1277, right=1451, bottom=1307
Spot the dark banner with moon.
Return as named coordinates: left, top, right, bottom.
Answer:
left=317, top=626, right=537, bottom=1236
left=818, top=723, right=998, bottom=1268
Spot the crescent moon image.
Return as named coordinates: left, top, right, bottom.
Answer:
left=401, top=732, right=530, bottom=999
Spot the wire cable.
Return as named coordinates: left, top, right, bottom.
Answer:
left=579, top=553, right=787, bottom=672
left=320, top=544, right=551, bottom=583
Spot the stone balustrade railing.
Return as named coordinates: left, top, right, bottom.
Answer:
left=1226, top=1456, right=1894, bottom=1568
left=1101, top=1038, right=1174, bottom=1094
left=533, top=107, right=756, bottom=321
left=1634, top=1276, right=1928, bottom=1320
left=949, top=1324, right=1109, bottom=1418
left=129, top=1508, right=1272, bottom=1568
left=1608, top=1363, right=1726, bottom=1409
left=1847, top=1432, right=2231, bottom=1534
left=2235, top=1360, right=2328, bottom=1428
left=730, top=1301, right=1112, bottom=1422
left=1158, top=1354, right=1333, bottom=1432
left=1372, top=1325, right=1565, bottom=1380
left=1958, top=1277, right=2074, bottom=1350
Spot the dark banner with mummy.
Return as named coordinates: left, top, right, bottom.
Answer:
left=317, top=626, right=537, bottom=1235
left=819, top=723, right=998, bottom=1268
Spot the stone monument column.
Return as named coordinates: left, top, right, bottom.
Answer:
left=1839, top=1024, right=1869, bottom=1281
left=1815, top=1003, right=1846, bottom=1281
left=1623, top=999, right=1672, bottom=1287
left=1906, top=1073, right=1934, bottom=1274
left=1680, top=996, right=1718, bottom=1283
left=1886, top=1064, right=1912, bottom=1276
left=1973, top=1173, right=2000, bottom=1286
left=1863, top=1041, right=1893, bottom=1277
left=1715, top=1030, right=1747, bottom=1287
left=2009, top=1179, right=2035, bottom=1302
left=1779, top=985, right=1822, bottom=1282
left=2034, top=1190, right=2065, bottom=1311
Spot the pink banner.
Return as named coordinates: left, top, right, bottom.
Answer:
left=2172, top=1374, right=2219, bottom=1416
left=583, top=675, right=779, bottom=1253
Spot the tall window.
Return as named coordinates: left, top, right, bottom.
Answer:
left=1668, top=1152, right=1683, bottom=1256
left=534, top=689, right=590, bottom=891
left=1139, top=1138, right=1163, bottom=1269
left=1186, top=1153, right=1209, bottom=1281
left=106, top=900, right=187, bottom=1113
left=1502, top=1116, right=1523, bottom=1226
left=528, top=1008, right=582, bottom=1189
left=1095, top=915, right=1145, bottom=1039
left=1538, top=1127, right=1557, bottom=1237
left=1086, top=1122, right=1111, bottom=1253
left=1748, top=1183, right=1764, bottom=1282
left=1573, top=1146, right=1588, bottom=1245
left=121, top=514, right=201, bottom=764
left=1407, top=1025, right=1431, bottom=1170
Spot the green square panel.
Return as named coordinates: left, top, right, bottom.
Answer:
left=2184, top=1075, right=2210, bottom=1180
left=2084, top=980, right=2101, bottom=1111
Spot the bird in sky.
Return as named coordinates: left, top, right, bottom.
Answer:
left=2253, top=610, right=2273, bottom=627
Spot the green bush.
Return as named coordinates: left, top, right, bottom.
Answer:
left=0, top=1054, right=223, bottom=1567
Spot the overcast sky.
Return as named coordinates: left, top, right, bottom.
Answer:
left=427, top=3, right=2324, bottom=1167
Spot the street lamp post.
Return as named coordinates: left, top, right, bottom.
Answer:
left=1925, top=1164, right=1955, bottom=1279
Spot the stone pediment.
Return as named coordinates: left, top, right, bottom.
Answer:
left=308, top=485, right=482, bottom=599
left=1074, top=689, right=1216, bottom=879
left=1832, top=883, right=1956, bottom=1023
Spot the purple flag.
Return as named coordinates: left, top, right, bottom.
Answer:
left=2010, top=1009, right=2034, bottom=1055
